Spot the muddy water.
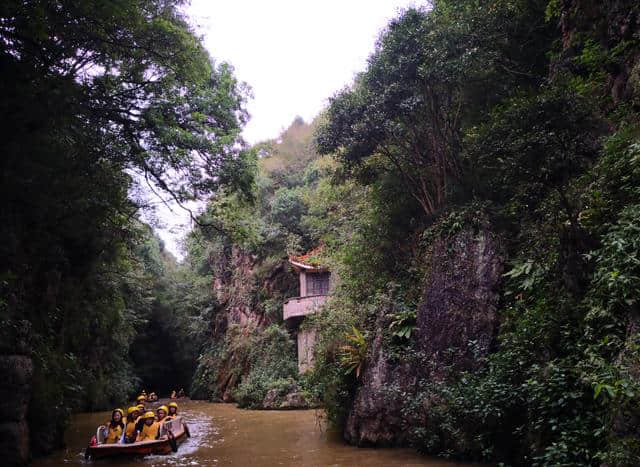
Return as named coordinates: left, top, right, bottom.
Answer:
left=33, top=400, right=476, bottom=466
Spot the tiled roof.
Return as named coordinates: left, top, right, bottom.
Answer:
left=289, top=245, right=328, bottom=270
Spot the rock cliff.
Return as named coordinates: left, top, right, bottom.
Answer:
left=192, top=246, right=298, bottom=402
left=344, top=229, right=504, bottom=446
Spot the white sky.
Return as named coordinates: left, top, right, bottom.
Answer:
left=154, top=0, right=420, bottom=259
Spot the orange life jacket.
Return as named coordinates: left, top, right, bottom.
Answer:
left=104, top=423, right=123, bottom=444
left=124, top=420, right=138, bottom=439
left=136, top=421, right=160, bottom=442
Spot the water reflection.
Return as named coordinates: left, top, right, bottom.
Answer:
left=33, top=400, right=476, bottom=466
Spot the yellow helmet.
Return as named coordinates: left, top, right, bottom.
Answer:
left=157, top=405, right=169, bottom=414
left=143, top=411, right=155, bottom=419
left=127, top=406, right=138, bottom=415
left=168, top=402, right=178, bottom=409
left=113, top=408, right=124, bottom=417
left=137, top=403, right=145, bottom=410
left=136, top=395, right=146, bottom=402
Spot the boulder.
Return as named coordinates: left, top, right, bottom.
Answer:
left=262, top=388, right=280, bottom=409
left=280, top=391, right=309, bottom=409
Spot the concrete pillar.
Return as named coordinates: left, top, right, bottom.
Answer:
left=297, top=327, right=316, bottom=374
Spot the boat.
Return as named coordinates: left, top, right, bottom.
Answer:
left=85, top=416, right=190, bottom=459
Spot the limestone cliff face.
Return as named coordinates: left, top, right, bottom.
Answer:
left=210, top=247, right=265, bottom=400
left=344, top=229, right=504, bottom=446
left=0, top=355, right=33, bottom=466
left=212, top=247, right=267, bottom=332
left=195, top=246, right=296, bottom=401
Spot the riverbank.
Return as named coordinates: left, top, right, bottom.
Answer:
left=32, top=400, right=478, bottom=466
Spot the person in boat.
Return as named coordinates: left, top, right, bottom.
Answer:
left=104, top=408, right=125, bottom=444
left=166, top=402, right=178, bottom=420
left=156, top=405, right=169, bottom=424
left=178, top=388, right=186, bottom=398
left=124, top=406, right=140, bottom=443
left=148, top=391, right=158, bottom=402
left=170, top=390, right=177, bottom=399
left=135, top=404, right=147, bottom=432
left=137, top=394, right=146, bottom=404
left=136, top=411, right=160, bottom=442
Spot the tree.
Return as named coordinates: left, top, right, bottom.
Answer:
left=316, top=1, right=554, bottom=216
left=0, top=0, right=251, bottom=456
left=0, top=0, right=251, bottom=210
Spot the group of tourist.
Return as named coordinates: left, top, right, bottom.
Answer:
left=103, top=394, right=180, bottom=444
left=171, top=388, right=187, bottom=399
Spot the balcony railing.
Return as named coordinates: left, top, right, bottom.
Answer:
left=283, top=295, right=327, bottom=320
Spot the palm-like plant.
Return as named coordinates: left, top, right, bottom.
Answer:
left=339, top=326, right=368, bottom=378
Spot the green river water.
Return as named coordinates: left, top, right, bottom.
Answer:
left=32, top=400, right=477, bottom=466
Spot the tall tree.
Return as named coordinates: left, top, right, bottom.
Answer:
left=316, top=1, right=553, bottom=216
left=0, top=0, right=251, bottom=456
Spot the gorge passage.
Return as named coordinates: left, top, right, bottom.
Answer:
left=2, top=1, right=640, bottom=466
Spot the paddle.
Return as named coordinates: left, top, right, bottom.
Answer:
left=167, top=430, right=178, bottom=452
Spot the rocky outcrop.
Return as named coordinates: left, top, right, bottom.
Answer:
left=261, top=387, right=316, bottom=409
left=192, top=246, right=298, bottom=401
left=417, top=229, right=504, bottom=377
left=0, top=355, right=33, bottom=467
left=559, top=0, right=640, bottom=104
left=344, top=309, right=417, bottom=446
left=344, top=229, right=504, bottom=446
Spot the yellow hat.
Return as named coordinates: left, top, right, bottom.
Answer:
left=113, top=408, right=124, bottom=417
left=127, top=406, right=138, bottom=415
left=143, top=411, right=155, bottom=419
left=157, top=405, right=169, bottom=414
left=137, top=403, right=145, bottom=410
left=136, top=395, right=146, bottom=402
left=168, top=402, right=178, bottom=409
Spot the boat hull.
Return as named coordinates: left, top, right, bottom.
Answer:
left=86, top=417, right=188, bottom=459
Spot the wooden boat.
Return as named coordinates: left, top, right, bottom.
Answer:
left=85, top=416, right=190, bottom=459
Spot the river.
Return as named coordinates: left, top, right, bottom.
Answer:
left=33, top=400, right=477, bottom=466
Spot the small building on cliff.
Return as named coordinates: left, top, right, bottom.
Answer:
left=283, top=247, right=332, bottom=373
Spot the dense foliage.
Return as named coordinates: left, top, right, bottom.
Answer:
left=0, top=0, right=250, bottom=456
left=307, top=0, right=640, bottom=465
left=185, top=118, right=324, bottom=405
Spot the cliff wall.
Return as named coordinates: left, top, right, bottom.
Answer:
left=344, top=229, right=505, bottom=446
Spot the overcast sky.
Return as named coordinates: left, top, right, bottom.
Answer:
left=153, top=0, right=420, bottom=259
